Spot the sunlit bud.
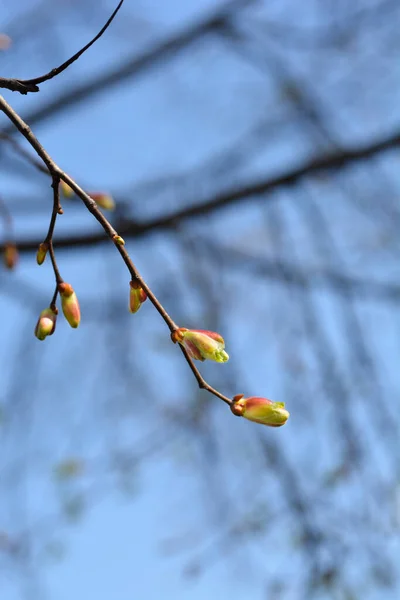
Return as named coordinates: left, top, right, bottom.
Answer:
left=57, top=206, right=64, bottom=215
left=113, top=234, right=125, bottom=246
left=36, top=242, right=49, bottom=265
left=58, top=282, right=81, bottom=328
left=3, top=243, right=18, bottom=270
left=230, top=394, right=289, bottom=427
left=171, top=328, right=229, bottom=363
left=60, top=179, right=74, bottom=198
left=129, top=280, right=147, bottom=313
left=34, top=307, right=57, bottom=341
left=89, top=192, right=115, bottom=211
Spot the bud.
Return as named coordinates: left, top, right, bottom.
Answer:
left=36, top=242, right=48, bottom=265
left=89, top=192, right=115, bottom=211
left=129, top=280, right=147, bottom=313
left=34, top=307, right=57, bottom=340
left=58, top=283, right=81, bottom=328
left=171, top=328, right=229, bottom=363
left=60, top=179, right=74, bottom=198
left=3, top=243, right=18, bottom=270
left=113, top=235, right=125, bottom=246
left=230, top=395, right=289, bottom=427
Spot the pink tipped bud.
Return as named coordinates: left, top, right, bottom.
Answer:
left=129, top=280, right=147, bottom=313
left=3, top=243, right=18, bottom=270
left=60, top=179, right=74, bottom=198
left=230, top=394, right=289, bottom=427
left=89, top=192, right=115, bottom=211
left=36, top=242, right=48, bottom=265
left=171, top=328, right=229, bottom=363
left=34, top=307, right=57, bottom=341
left=113, top=235, right=125, bottom=246
left=58, top=283, right=81, bottom=328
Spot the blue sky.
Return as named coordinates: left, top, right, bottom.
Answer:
left=0, top=1, right=400, bottom=599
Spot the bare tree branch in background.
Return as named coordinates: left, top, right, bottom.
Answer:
left=0, top=1, right=399, bottom=599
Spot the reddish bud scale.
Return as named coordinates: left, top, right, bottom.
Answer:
left=58, top=283, right=73, bottom=297
left=189, top=329, right=225, bottom=344
left=184, top=339, right=204, bottom=361
left=58, top=283, right=81, bottom=328
left=3, top=243, right=18, bottom=270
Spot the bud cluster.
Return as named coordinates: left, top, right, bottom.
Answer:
left=30, top=181, right=290, bottom=429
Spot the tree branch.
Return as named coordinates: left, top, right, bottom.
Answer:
left=217, top=247, right=400, bottom=303
left=0, top=0, right=125, bottom=95
left=4, top=125, right=400, bottom=252
left=0, top=93, right=233, bottom=410
left=0, top=0, right=254, bottom=129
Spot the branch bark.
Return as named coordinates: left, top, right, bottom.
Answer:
left=0, top=1, right=125, bottom=94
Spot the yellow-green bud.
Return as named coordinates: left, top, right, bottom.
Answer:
left=171, top=328, right=229, bottom=363
left=230, top=395, right=289, bottom=427
left=34, top=307, right=57, bottom=340
left=36, top=242, right=49, bottom=265
left=113, top=235, right=125, bottom=246
left=58, top=282, right=81, bottom=328
left=129, top=280, right=147, bottom=313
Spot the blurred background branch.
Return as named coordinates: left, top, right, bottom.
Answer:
left=0, top=1, right=399, bottom=599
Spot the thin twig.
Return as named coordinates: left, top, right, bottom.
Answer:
left=0, top=93, right=232, bottom=408
left=4, top=123, right=400, bottom=253
left=0, top=0, right=254, bottom=122
left=0, top=78, right=39, bottom=94
left=50, top=285, right=59, bottom=311
left=45, top=175, right=63, bottom=286
left=179, top=349, right=232, bottom=405
left=0, top=0, right=125, bottom=95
